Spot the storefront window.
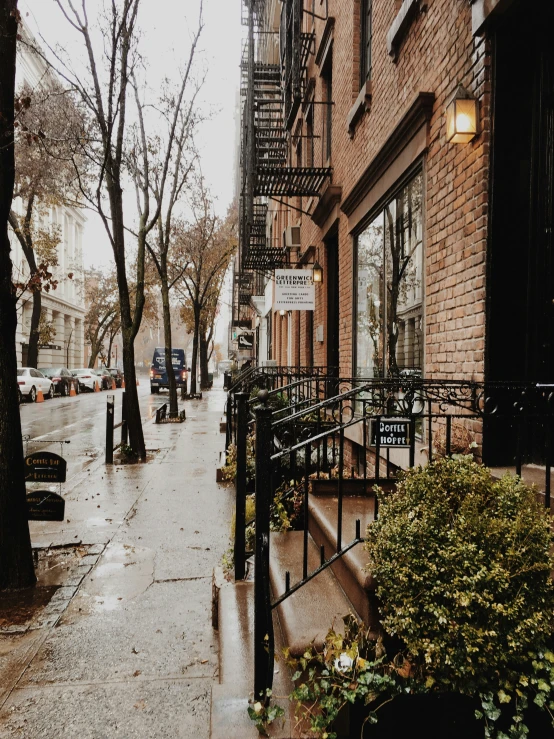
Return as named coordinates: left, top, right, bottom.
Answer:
left=356, top=171, right=423, bottom=378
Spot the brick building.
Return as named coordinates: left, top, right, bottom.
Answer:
left=233, top=0, right=554, bottom=464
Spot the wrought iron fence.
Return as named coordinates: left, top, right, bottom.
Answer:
left=235, top=379, right=554, bottom=703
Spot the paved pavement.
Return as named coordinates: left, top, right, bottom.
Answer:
left=0, top=383, right=233, bottom=738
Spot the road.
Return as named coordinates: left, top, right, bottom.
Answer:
left=19, top=376, right=160, bottom=483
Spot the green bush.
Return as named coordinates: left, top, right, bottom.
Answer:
left=365, top=456, right=554, bottom=736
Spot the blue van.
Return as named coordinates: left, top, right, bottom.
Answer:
left=150, top=347, right=187, bottom=394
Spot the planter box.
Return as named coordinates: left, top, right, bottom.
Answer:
left=310, top=477, right=397, bottom=496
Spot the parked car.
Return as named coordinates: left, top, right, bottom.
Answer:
left=39, top=367, right=80, bottom=397
left=106, top=367, right=124, bottom=388
left=92, top=367, right=113, bottom=390
left=71, top=368, right=97, bottom=392
left=150, top=347, right=187, bottom=394
left=17, top=368, right=54, bottom=403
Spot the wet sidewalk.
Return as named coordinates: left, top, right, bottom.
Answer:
left=0, top=388, right=233, bottom=738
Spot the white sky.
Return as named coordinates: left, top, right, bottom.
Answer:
left=20, top=0, right=242, bottom=350
left=21, top=0, right=242, bottom=268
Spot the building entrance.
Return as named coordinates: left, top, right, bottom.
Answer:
left=485, top=0, right=554, bottom=464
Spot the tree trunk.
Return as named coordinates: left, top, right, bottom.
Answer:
left=121, top=329, right=145, bottom=458
left=199, top=329, right=209, bottom=390
left=0, top=0, right=36, bottom=590
left=26, top=289, right=41, bottom=368
left=190, top=316, right=199, bottom=396
left=161, top=278, right=178, bottom=415
left=108, top=178, right=146, bottom=458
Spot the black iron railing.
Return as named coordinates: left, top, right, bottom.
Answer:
left=241, top=379, right=554, bottom=703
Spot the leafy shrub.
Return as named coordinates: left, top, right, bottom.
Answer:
left=365, top=456, right=554, bottom=736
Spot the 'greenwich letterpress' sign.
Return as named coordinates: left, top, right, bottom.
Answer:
left=25, top=452, right=67, bottom=483
left=370, top=418, right=411, bottom=448
left=274, top=269, right=315, bottom=311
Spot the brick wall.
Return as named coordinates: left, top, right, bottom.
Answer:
left=277, top=0, right=491, bottom=383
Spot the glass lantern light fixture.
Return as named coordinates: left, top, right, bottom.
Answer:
left=446, top=86, right=479, bottom=144
left=312, top=261, right=323, bottom=283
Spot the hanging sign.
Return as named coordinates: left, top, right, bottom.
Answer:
left=370, top=418, right=411, bottom=447
left=238, top=332, right=255, bottom=349
left=26, top=491, right=65, bottom=521
left=25, top=452, right=67, bottom=483
left=274, top=269, right=315, bottom=311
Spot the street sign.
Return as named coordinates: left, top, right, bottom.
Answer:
left=25, top=452, right=67, bottom=483
left=238, top=332, right=254, bottom=349
left=370, top=418, right=411, bottom=447
left=26, top=491, right=65, bottom=521
left=274, top=269, right=315, bottom=311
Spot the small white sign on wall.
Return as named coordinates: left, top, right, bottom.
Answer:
left=274, top=269, right=315, bottom=311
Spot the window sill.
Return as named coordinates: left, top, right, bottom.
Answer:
left=386, top=0, right=424, bottom=60
left=347, top=80, right=373, bottom=136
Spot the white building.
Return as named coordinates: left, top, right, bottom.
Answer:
left=10, top=22, right=85, bottom=369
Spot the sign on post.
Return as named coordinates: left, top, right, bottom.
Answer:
left=25, top=452, right=67, bottom=483
left=274, top=269, right=315, bottom=311
left=26, top=491, right=65, bottom=521
left=370, top=418, right=411, bottom=448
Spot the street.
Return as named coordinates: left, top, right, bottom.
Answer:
left=0, top=382, right=234, bottom=738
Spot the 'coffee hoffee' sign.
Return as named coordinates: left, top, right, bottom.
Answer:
left=25, top=452, right=67, bottom=483
left=370, top=418, right=411, bottom=448
left=26, top=491, right=65, bottom=521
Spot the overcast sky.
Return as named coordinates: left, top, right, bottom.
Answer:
left=20, top=0, right=242, bottom=270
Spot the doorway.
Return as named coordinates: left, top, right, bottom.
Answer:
left=485, top=0, right=554, bottom=464
left=325, top=232, right=340, bottom=392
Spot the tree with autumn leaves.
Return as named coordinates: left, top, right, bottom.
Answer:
left=176, top=186, right=236, bottom=394
left=9, top=79, right=85, bottom=368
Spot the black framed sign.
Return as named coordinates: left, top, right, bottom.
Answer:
left=370, top=418, right=411, bottom=447
left=25, top=452, right=67, bottom=483
left=26, top=491, right=65, bottom=521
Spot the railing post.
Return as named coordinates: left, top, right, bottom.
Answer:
left=234, top=393, right=249, bottom=581
left=254, top=390, right=274, bottom=702
left=105, top=394, right=114, bottom=464
left=121, top=391, right=128, bottom=446
left=226, top=392, right=233, bottom=451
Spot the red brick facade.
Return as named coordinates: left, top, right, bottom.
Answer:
left=269, top=0, right=492, bottom=383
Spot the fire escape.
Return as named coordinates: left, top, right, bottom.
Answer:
left=236, top=0, right=332, bottom=305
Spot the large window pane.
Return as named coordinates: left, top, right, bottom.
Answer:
left=356, top=170, right=423, bottom=379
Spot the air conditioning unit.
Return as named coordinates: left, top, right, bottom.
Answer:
left=283, top=226, right=301, bottom=249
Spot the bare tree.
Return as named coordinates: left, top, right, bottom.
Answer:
left=128, top=1, right=204, bottom=415
left=43, top=0, right=147, bottom=455
left=0, top=0, right=36, bottom=590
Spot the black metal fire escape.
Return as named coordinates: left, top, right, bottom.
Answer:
left=238, top=0, right=332, bottom=278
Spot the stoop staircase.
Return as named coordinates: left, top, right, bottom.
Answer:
left=211, top=374, right=551, bottom=738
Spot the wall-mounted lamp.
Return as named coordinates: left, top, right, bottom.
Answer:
left=312, top=261, right=323, bottom=283
left=446, top=86, right=479, bottom=144
left=279, top=309, right=286, bottom=317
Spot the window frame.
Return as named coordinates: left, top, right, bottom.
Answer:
left=360, top=0, right=373, bottom=88
left=353, top=161, right=425, bottom=381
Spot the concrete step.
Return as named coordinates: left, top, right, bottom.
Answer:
left=308, top=494, right=379, bottom=629
left=212, top=577, right=305, bottom=738
left=269, top=531, right=354, bottom=656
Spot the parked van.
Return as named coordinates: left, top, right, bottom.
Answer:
left=150, top=347, right=187, bottom=394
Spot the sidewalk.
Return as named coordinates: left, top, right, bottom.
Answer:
left=0, top=388, right=233, bottom=738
